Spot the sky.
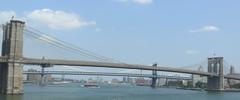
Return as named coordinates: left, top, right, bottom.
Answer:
left=1, top=0, right=240, bottom=75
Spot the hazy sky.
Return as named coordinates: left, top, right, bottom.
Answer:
left=0, top=0, right=240, bottom=73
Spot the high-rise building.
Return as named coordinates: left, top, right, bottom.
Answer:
left=26, top=69, right=41, bottom=82
left=135, top=78, right=150, bottom=86
left=26, top=68, right=52, bottom=83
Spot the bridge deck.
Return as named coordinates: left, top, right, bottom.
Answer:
left=1, top=57, right=239, bottom=80
left=22, top=58, right=215, bottom=76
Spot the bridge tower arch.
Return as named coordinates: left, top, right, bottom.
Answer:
left=207, top=57, right=224, bottom=91
left=0, top=20, right=25, bottom=94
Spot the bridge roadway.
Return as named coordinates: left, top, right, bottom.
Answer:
left=23, top=71, right=192, bottom=80
left=1, top=57, right=240, bottom=80
left=21, top=58, right=214, bottom=76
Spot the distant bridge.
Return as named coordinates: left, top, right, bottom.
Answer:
left=23, top=71, right=192, bottom=80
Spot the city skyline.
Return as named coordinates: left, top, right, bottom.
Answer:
left=1, top=1, right=240, bottom=98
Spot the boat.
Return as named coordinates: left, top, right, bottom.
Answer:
left=84, top=84, right=100, bottom=88
left=82, top=82, right=100, bottom=88
left=51, top=81, right=71, bottom=85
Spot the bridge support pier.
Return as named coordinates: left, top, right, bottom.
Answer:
left=40, top=66, right=45, bottom=86
left=165, top=78, right=168, bottom=86
left=39, top=62, right=53, bottom=86
left=151, top=63, right=158, bottom=88
left=207, top=57, right=224, bottom=91
left=191, top=74, right=195, bottom=87
left=0, top=20, right=25, bottom=94
left=151, top=76, right=157, bottom=88
left=157, top=78, right=161, bottom=86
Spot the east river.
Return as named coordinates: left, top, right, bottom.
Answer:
left=0, top=83, right=239, bottom=100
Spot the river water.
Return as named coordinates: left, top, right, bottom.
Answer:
left=0, top=83, right=240, bottom=100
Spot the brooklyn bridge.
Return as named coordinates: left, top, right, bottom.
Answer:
left=0, top=20, right=239, bottom=94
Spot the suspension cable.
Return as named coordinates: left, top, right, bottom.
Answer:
left=24, top=26, right=124, bottom=63
left=24, top=29, right=108, bottom=62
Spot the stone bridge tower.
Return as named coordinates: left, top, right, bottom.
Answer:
left=0, top=20, right=25, bottom=94
left=207, top=57, right=224, bottom=91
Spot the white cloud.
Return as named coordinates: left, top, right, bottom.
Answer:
left=190, top=25, right=220, bottom=33
left=133, top=0, right=153, bottom=4
left=185, top=50, right=200, bottom=55
left=117, top=0, right=128, bottom=2
left=0, top=9, right=96, bottom=30
left=26, top=9, right=96, bottom=30
left=117, top=0, right=153, bottom=5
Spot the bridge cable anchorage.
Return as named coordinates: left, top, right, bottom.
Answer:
left=23, top=26, right=125, bottom=64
